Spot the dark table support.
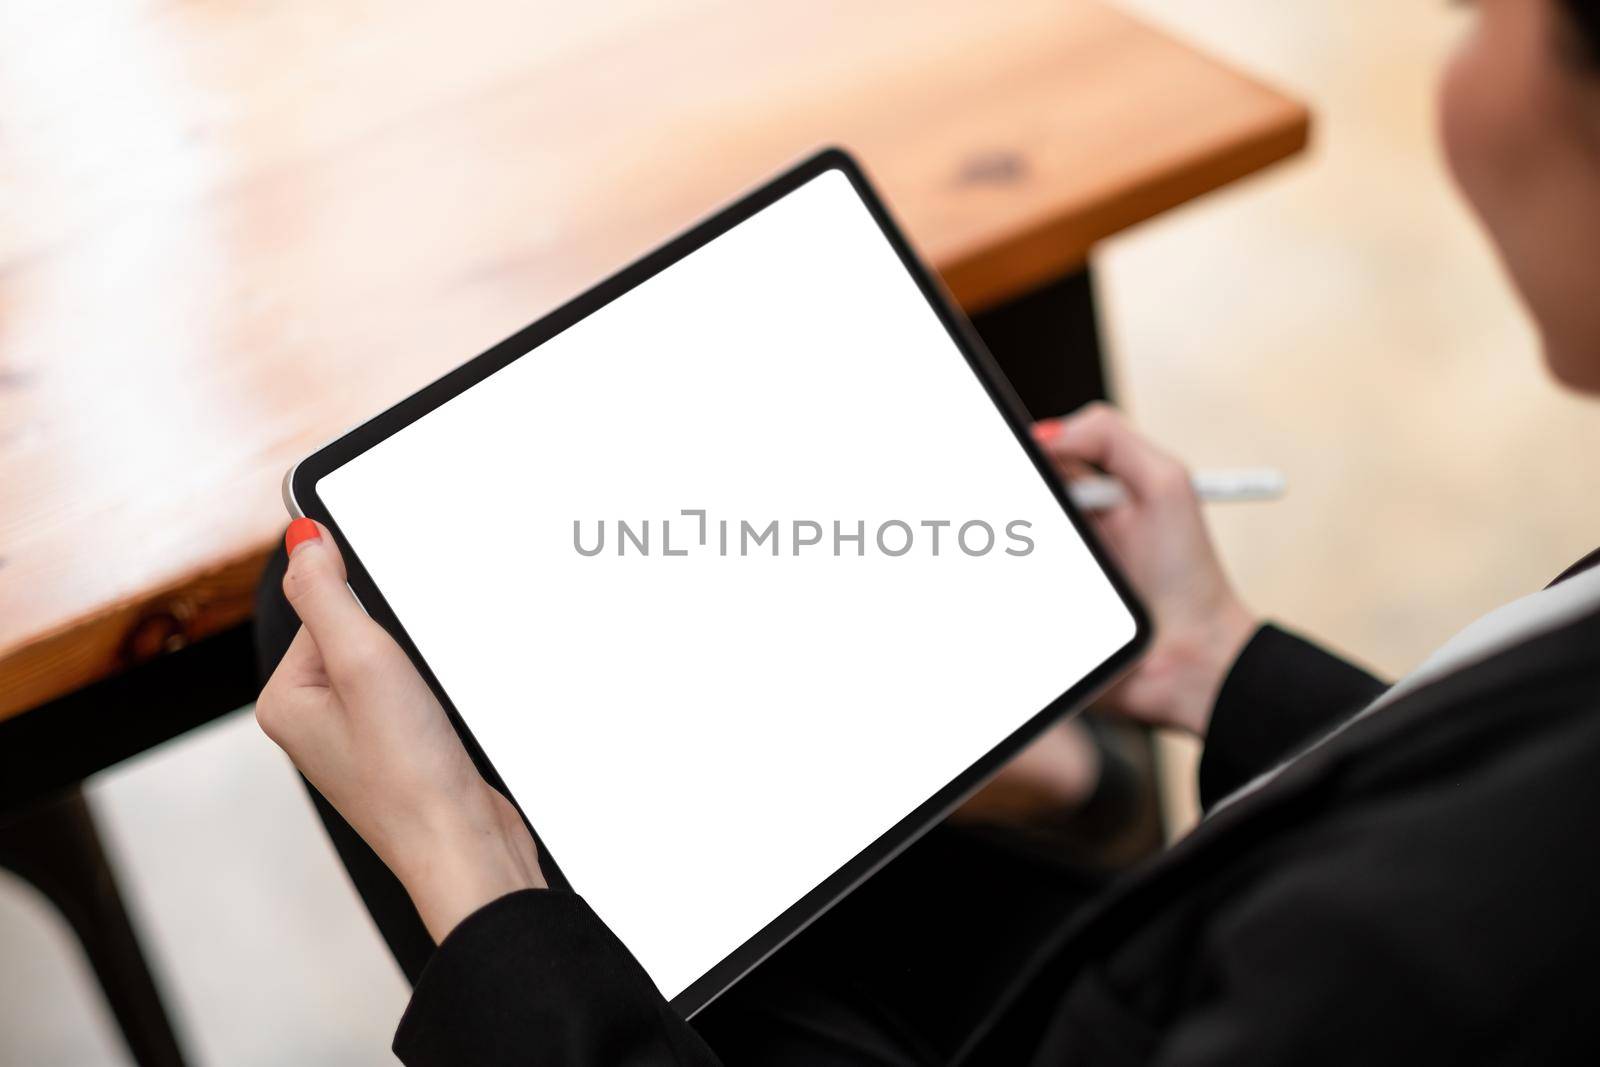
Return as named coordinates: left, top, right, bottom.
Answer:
left=0, top=625, right=258, bottom=810
left=0, top=624, right=258, bottom=1067
left=969, top=265, right=1108, bottom=422
left=0, top=790, right=191, bottom=1067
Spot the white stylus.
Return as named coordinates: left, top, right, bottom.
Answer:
left=1068, top=468, right=1287, bottom=512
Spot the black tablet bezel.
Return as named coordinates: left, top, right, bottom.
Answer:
left=288, top=146, right=1150, bottom=1018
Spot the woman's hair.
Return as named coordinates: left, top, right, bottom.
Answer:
left=1559, top=0, right=1600, bottom=68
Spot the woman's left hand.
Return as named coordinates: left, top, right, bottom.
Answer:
left=257, top=519, right=545, bottom=942
left=1033, top=404, right=1257, bottom=737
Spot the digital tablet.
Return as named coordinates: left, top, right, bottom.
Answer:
left=286, top=148, right=1147, bottom=1017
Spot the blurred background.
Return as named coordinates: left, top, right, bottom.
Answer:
left=6, top=1, right=1600, bottom=1064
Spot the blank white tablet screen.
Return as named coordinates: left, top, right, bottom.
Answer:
left=316, top=168, right=1136, bottom=1003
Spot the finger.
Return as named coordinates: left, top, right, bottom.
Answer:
left=281, top=519, right=381, bottom=665
left=1031, top=422, right=1097, bottom=479
left=257, top=628, right=336, bottom=746
left=267, top=626, right=331, bottom=690
left=1031, top=417, right=1066, bottom=444
left=1043, top=403, right=1178, bottom=501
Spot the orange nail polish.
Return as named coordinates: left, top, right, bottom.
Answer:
left=1033, top=420, right=1063, bottom=442
left=285, top=518, right=322, bottom=555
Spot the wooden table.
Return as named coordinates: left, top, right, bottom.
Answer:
left=0, top=2, right=1305, bottom=1062
left=1, top=0, right=1306, bottom=729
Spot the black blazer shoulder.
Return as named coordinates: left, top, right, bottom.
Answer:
left=969, top=596, right=1600, bottom=1065
left=1196, top=540, right=1600, bottom=809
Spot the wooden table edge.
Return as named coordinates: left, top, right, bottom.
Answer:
left=945, top=101, right=1312, bottom=313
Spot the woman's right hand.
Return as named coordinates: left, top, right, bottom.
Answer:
left=1034, top=403, right=1258, bottom=738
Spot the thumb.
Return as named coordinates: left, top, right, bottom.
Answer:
left=1040, top=403, right=1174, bottom=502
left=281, top=519, right=377, bottom=665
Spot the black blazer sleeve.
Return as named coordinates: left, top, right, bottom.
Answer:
left=393, top=890, right=719, bottom=1067
left=1198, top=623, right=1387, bottom=809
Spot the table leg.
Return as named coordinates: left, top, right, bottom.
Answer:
left=0, top=625, right=256, bottom=1065
left=0, top=789, right=190, bottom=1067
left=968, top=264, right=1109, bottom=421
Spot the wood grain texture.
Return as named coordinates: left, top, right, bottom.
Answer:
left=0, top=0, right=1307, bottom=721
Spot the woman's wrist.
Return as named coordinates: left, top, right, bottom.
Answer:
left=391, top=784, right=547, bottom=943
left=1166, top=599, right=1259, bottom=738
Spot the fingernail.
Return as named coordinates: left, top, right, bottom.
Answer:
left=1032, top=420, right=1063, bottom=442
left=285, top=518, right=322, bottom=556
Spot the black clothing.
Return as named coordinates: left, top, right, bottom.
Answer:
left=255, top=548, right=1600, bottom=1064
